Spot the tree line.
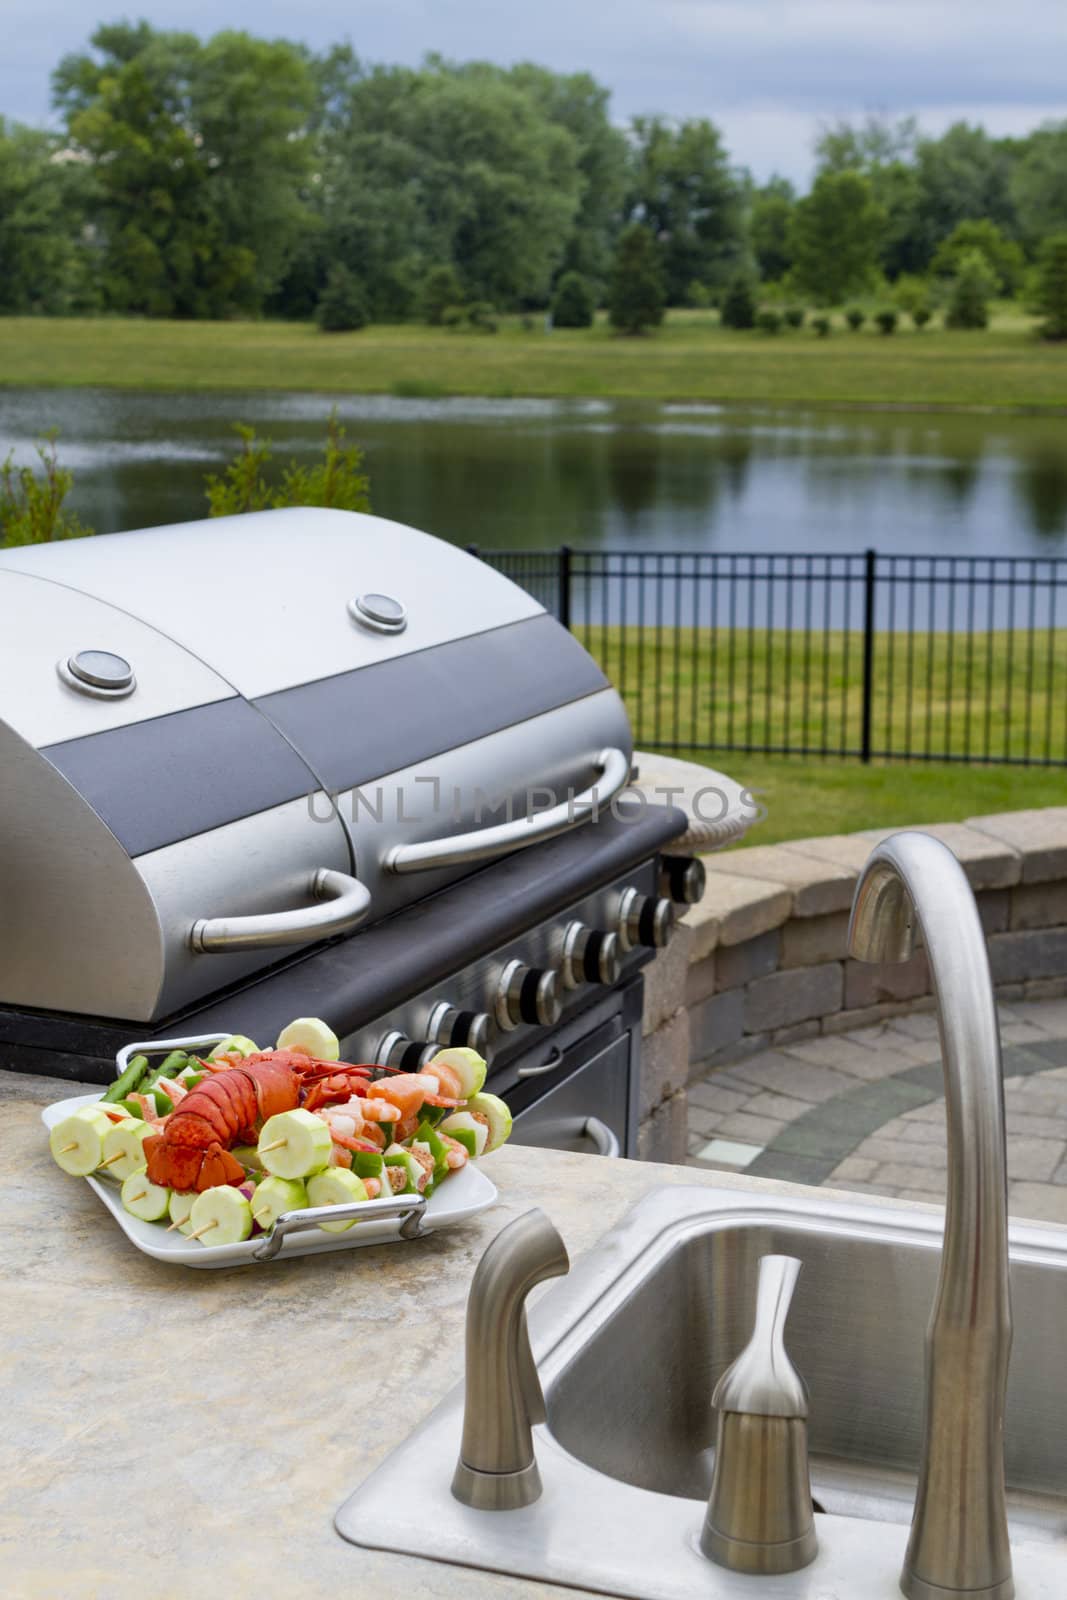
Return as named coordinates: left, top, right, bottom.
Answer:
left=2, top=22, right=1067, bottom=332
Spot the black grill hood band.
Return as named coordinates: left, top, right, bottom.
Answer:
left=39, top=615, right=608, bottom=858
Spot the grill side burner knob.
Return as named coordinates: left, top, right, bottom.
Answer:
left=618, top=887, right=675, bottom=952
left=659, top=853, right=706, bottom=906
left=495, top=959, right=562, bottom=1031
left=375, top=1030, right=437, bottom=1072
left=561, top=921, right=621, bottom=989
left=426, top=1002, right=494, bottom=1060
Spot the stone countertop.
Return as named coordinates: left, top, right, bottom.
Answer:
left=2, top=1068, right=820, bottom=1600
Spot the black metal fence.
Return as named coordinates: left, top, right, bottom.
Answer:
left=469, top=546, right=1067, bottom=766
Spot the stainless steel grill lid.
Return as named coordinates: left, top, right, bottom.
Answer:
left=0, top=509, right=632, bottom=1022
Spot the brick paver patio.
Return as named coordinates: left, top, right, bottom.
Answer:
left=687, top=996, right=1067, bottom=1226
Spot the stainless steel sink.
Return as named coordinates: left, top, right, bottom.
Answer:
left=336, top=1186, right=1067, bottom=1597
left=547, top=1198, right=1067, bottom=1543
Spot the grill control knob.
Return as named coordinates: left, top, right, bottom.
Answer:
left=375, top=1030, right=436, bottom=1072
left=561, top=921, right=621, bottom=989
left=660, top=853, right=706, bottom=906
left=426, top=1001, right=494, bottom=1060
left=495, top=959, right=561, bottom=1031
left=618, top=887, right=675, bottom=952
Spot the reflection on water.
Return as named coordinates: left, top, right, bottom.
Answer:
left=0, top=388, right=1064, bottom=554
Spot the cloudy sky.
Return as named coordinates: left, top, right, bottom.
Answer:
left=4, top=0, right=1066, bottom=185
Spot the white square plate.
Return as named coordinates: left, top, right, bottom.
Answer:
left=42, top=1091, right=498, bottom=1269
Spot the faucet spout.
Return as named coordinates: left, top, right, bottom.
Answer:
left=451, top=1208, right=569, bottom=1511
left=849, top=832, right=1013, bottom=1600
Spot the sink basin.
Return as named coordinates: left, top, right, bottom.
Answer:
left=337, top=1187, right=1067, bottom=1597
left=548, top=1211, right=1067, bottom=1542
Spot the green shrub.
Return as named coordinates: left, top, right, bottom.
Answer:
left=441, top=304, right=466, bottom=329
left=608, top=223, right=666, bottom=336
left=551, top=271, right=595, bottom=328
left=875, top=308, right=898, bottom=335
left=946, top=250, right=995, bottom=330
left=892, top=274, right=929, bottom=315
left=845, top=306, right=866, bottom=331
left=812, top=314, right=831, bottom=337
left=421, top=265, right=464, bottom=326
left=783, top=306, right=805, bottom=328
left=686, top=279, right=712, bottom=309
left=720, top=272, right=757, bottom=329
left=756, top=308, right=782, bottom=334
left=912, top=305, right=932, bottom=330
left=205, top=414, right=370, bottom=516
left=1035, top=233, right=1067, bottom=341
left=931, top=220, right=1025, bottom=297
left=315, top=264, right=368, bottom=333
left=1, top=432, right=92, bottom=546
left=466, top=301, right=498, bottom=332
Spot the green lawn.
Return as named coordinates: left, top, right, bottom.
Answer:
left=1, top=306, right=1065, bottom=411
left=672, top=754, right=1067, bottom=847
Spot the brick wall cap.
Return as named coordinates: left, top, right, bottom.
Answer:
left=705, top=844, right=855, bottom=916
left=687, top=869, right=792, bottom=948
left=964, top=809, right=1067, bottom=884
left=855, top=822, right=1021, bottom=889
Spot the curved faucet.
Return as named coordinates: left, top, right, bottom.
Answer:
left=451, top=1208, right=569, bottom=1511
left=849, top=832, right=1013, bottom=1600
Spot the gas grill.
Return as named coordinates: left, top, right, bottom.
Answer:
left=0, top=509, right=698, bottom=1155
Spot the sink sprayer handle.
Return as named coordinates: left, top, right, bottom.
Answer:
left=701, top=1253, right=817, bottom=1577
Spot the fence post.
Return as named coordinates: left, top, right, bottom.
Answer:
left=559, top=544, right=573, bottom=630
left=861, top=548, right=877, bottom=764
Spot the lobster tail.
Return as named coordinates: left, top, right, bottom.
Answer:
left=144, top=1131, right=247, bottom=1193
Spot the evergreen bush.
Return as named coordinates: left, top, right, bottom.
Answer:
left=315, top=265, right=368, bottom=332
left=608, top=224, right=666, bottom=335
left=720, top=272, right=757, bottom=329
left=421, top=265, right=464, bottom=326
left=1035, top=233, right=1067, bottom=341
left=551, top=271, right=595, bottom=328
left=946, top=251, right=995, bottom=329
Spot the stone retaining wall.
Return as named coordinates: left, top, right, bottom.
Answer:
left=637, top=807, right=1067, bottom=1164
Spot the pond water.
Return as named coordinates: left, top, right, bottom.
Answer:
left=0, top=387, right=1065, bottom=557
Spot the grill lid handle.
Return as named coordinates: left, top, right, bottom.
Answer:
left=189, top=868, right=371, bottom=954
left=384, top=746, right=630, bottom=876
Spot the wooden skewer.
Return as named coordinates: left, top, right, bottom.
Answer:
left=187, top=1220, right=218, bottom=1242
left=166, top=1217, right=188, bottom=1232
left=98, top=1151, right=127, bottom=1168
left=259, top=1138, right=288, bottom=1153
left=59, top=1142, right=79, bottom=1154
left=127, top=1190, right=148, bottom=1204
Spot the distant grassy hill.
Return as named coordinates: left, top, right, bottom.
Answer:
left=1, top=306, right=1064, bottom=412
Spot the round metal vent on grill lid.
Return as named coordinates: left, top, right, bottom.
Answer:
left=57, top=650, right=136, bottom=699
left=349, top=592, right=407, bottom=634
